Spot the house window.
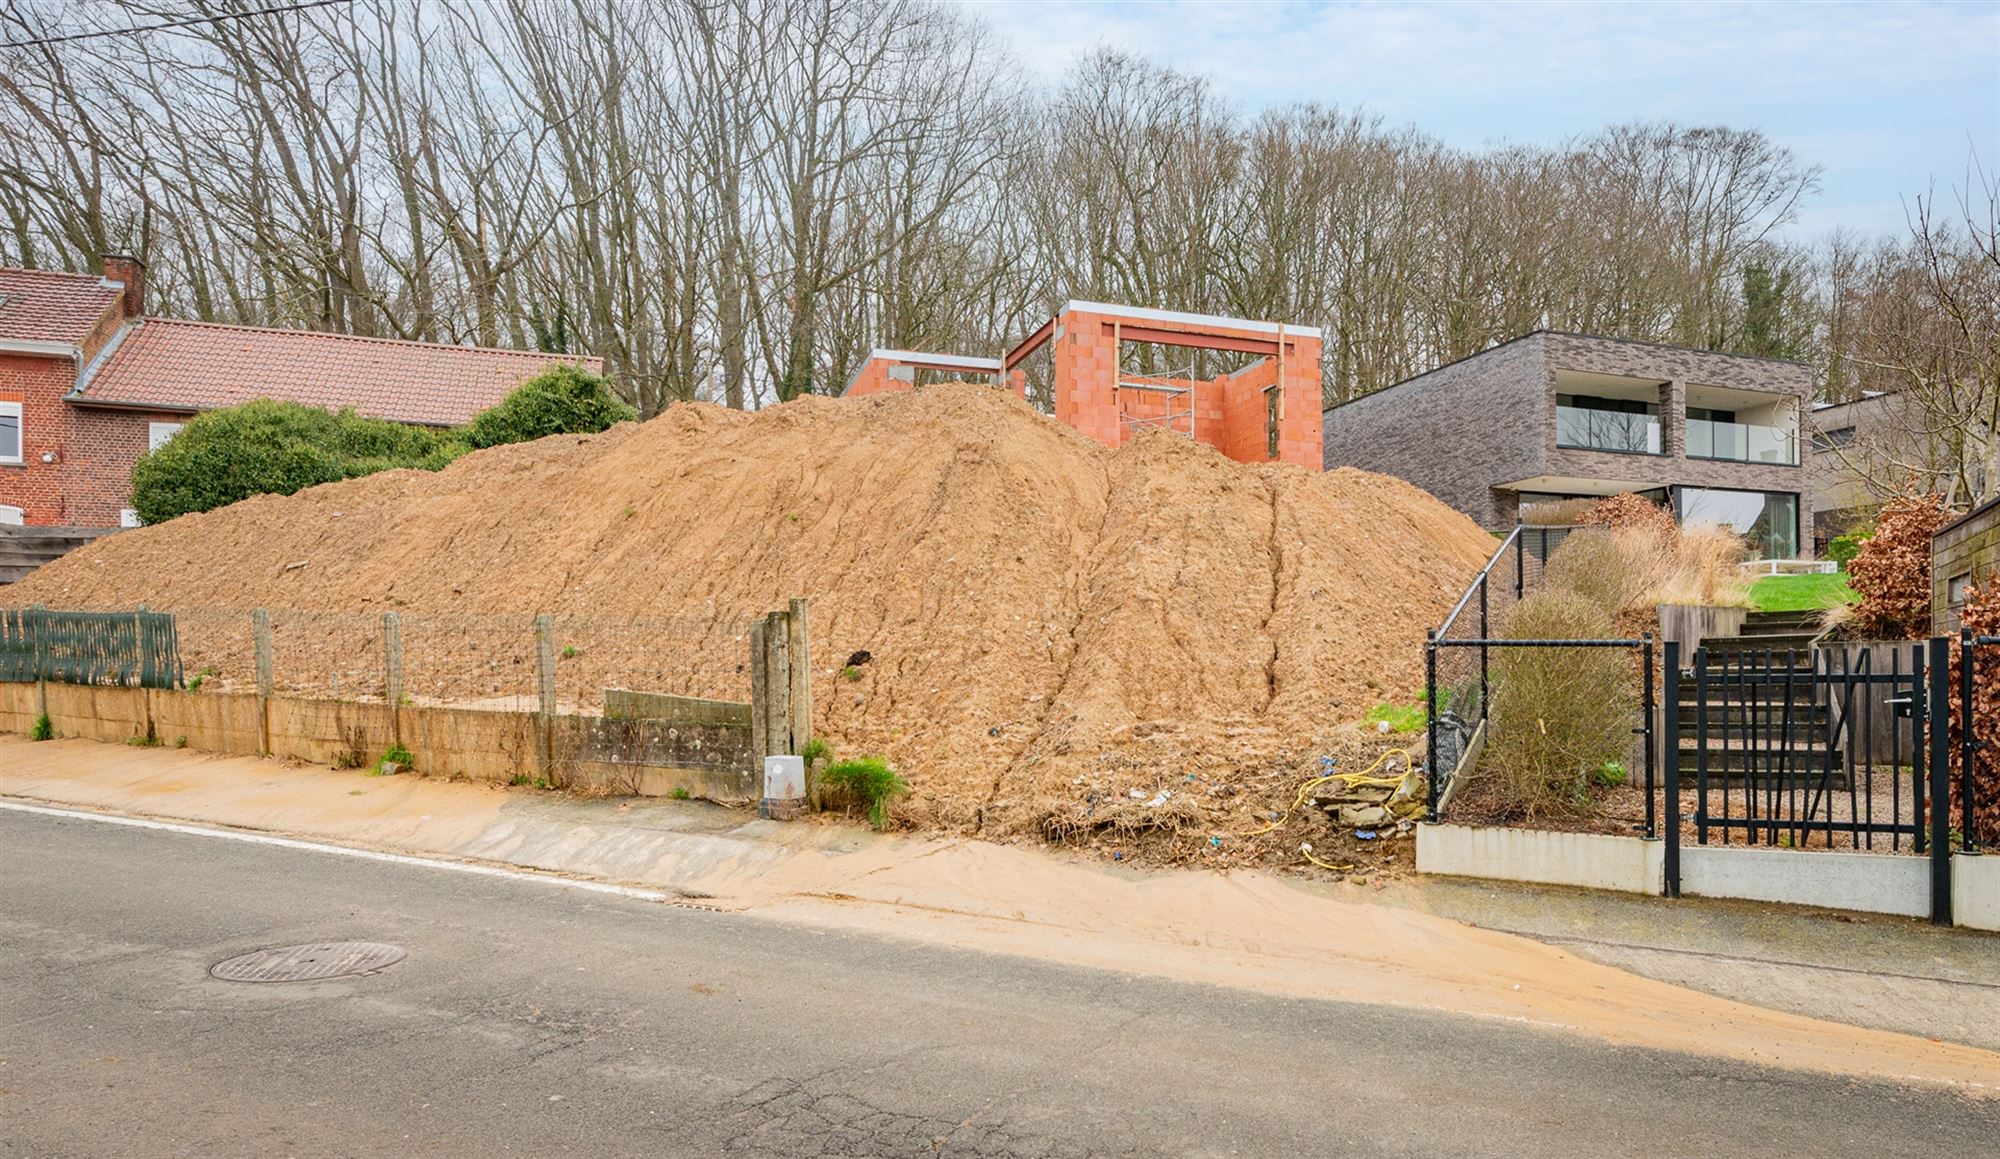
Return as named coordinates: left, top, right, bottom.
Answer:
left=1948, top=573, right=1972, bottom=606
left=1266, top=387, right=1280, bottom=459
left=147, top=421, right=184, bottom=452
left=1677, top=487, right=1798, bottom=560
left=0, top=504, right=22, bottom=526
left=120, top=508, right=143, bottom=528
left=0, top=401, right=20, bottom=464
left=1813, top=425, right=1855, bottom=452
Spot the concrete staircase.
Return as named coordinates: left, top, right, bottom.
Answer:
left=1676, top=609, right=1844, bottom=787
left=0, top=526, right=116, bottom=585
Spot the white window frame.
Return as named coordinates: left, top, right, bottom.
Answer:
left=0, top=504, right=23, bottom=526
left=0, top=400, right=21, bottom=464
left=120, top=508, right=143, bottom=529
left=147, top=421, right=184, bottom=452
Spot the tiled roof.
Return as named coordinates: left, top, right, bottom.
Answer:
left=0, top=267, right=123, bottom=346
left=72, top=318, right=606, bottom=427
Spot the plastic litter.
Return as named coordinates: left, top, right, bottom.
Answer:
left=1354, top=829, right=1379, bottom=840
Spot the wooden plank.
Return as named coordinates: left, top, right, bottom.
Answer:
left=748, top=618, right=769, bottom=782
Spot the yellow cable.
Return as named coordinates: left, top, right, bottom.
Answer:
left=1241, top=746, right=1416, bottom=837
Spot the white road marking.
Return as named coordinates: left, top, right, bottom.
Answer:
left=0, top=798, right=677, bottom=903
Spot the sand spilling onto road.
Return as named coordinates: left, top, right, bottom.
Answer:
left=7, top=738, right=1995, bottom=1098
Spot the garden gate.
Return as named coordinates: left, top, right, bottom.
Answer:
left=1663, top=638, right=1956, bottom=924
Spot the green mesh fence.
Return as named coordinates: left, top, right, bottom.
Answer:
left=0, top=609, right=183, bottom=689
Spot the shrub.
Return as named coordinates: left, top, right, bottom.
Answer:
left=1846, top=492, right=1953, bottom=639
left=821, top=756, right=907, bottom=830
left=30, top=712, right=53, bottom=741
left=129, top=366, right=626, bottom=523
left=464, top=365, right=633, bottom=449
left=1483, top=590, right=1635, bottom=819
left=1579, top=492, right=1677, bottom=540
left=1826, top=529, right=1871, bottom=569
left=1949, top=577, right=2000, bottom=848
left=131, top=400, right=452, bottom=523
left=1544, top=523, right=1748, bottom=624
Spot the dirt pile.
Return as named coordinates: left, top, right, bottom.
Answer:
left=7, top=384, right=1495, bottom=857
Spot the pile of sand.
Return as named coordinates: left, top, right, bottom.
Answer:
left=7, top=385, right=1494, bottom=859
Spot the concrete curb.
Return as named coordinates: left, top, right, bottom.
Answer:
left=1417, top=823, right=1663, bottom=894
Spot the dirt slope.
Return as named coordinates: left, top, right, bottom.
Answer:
left=8, top=385, right=1495, bottom=852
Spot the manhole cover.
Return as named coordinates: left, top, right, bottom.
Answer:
left=211, top=941, right=406, bottom=983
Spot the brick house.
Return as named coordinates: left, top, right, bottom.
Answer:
left=0, top=258, right=600, bottom=528
left=1321, top=332, right=1816, bottom=558
left=841, top=302, right=1324, bottom=470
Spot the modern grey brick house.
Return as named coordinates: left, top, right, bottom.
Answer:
left=1322, top=332, right=1815, bottom=558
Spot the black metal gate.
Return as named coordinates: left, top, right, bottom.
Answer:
left=1663, top=638, right=1955, bottom=924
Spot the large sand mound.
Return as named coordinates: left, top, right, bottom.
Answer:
left=8, top=385, right=1494, bottom=854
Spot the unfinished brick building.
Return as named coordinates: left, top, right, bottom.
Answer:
left=841, top=302, right=1323, bottom=470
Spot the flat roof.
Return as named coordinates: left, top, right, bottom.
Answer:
left=1323, top=329, right=1812, bottom=414
left=864, top=348, right=1002, bottom=371
left=1060, top=301, right=1322, bottom=341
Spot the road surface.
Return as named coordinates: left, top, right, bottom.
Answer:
left=2, top=806, right=1993, bottom=1157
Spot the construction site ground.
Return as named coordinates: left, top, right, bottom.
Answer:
left=4, top=385, right=1497, bottom=866
left=5, top=736, right=1996, bottom=1093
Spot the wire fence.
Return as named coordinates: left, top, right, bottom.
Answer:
left=165, top=606, right=755, bottom=714
left=1425, top=524, right=1581, bottom=814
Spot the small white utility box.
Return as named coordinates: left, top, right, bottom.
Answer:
left=761, top=755, right=806, bottom=820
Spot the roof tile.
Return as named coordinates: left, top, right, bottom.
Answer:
left=73, top=318, right=605, bottom=427
left=0, top=268, right=124, bottom=346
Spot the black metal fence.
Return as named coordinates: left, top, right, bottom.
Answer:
left=0, top=608, right=182, bottom=689
left=1426, top=523, right=1646, bottom=821
left=1662, top=636, right=1979, bottom=925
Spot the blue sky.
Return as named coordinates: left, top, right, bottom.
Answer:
left=966, top=0, right=2000, bottom=239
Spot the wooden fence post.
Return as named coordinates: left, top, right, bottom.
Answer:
left=134, top=608, right=154, bottom=742
left=382, top=611, right=404, bottom=746
left=749, top=618, right=769, bottom=797
left=765, top=610, right=792, bottom=761
left=786, top=597, right=814, bottom=803
left=534, top=614, right=557, bottom=782
left=253, top=608, right=273, bottom=756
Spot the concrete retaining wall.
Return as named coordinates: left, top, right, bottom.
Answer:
left=1, top=678, right=755, bottom=803
left=1679, top=845, right=1930, bottom=918
left=1954, top=853, right=2000, bottom=932
left=1417, top=823, right=1664, bottom=894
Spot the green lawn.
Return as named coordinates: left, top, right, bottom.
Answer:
left=1749, top=572, right=1858, bottom=613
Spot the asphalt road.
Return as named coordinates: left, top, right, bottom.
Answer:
left=2, top=807, right=1994, bottom=1158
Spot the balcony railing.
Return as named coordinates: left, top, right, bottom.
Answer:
left=1556, top=405, right=1661, bottom=454
left=1686, top=419, right=1798, bottom=465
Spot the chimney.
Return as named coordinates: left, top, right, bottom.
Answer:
left=101, top=254, right=145, bottom=318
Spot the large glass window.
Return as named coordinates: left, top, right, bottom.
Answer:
left=1677, top=488, right=1798, bottom=559
left=1556, top=393, right=1661, bottom=454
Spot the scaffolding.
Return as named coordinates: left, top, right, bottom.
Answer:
left=1115, top=360, right=1198, bottom=439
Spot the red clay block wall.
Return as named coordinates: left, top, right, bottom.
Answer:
left=843, top=361, right=904, bottom=398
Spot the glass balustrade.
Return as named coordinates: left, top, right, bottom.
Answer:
left=1686, top=419, right=1797, bottom=464
left=1556, top=405, right=1661, bottom=454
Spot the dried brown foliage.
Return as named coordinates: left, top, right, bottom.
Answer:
left=1579, top=492, right=1678, bottom=540
left=1846, top=492, right=1953, bottom=639
left=1949, top=578, right=2000, bottom=847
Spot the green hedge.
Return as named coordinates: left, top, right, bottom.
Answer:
left=131, top=365, right=628, bottom=523
left=465, top=364, right=634, bottom=449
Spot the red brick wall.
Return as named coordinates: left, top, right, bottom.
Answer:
left=0, top=351, right=80, bottom=524
left=65, top=407, right=184, bottom=527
